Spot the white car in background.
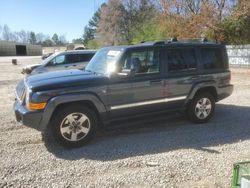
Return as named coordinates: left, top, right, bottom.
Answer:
left=22, top=50, right=96, bottom=74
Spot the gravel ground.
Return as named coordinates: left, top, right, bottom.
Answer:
left=0, top=56, right=250, bottom=188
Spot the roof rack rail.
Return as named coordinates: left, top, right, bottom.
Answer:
left=166, top=37, right=178, bottom=43
left=139, top=41, right=165, bottom=46
left=201, top=37, right=208, bottom=42
left=153, top=41, right=165, bottom=45
left=138, top=37, right=218, bottom=46
left=171, top=37, right=178, bottom=42
left=178, top=38, right=210, bottom=43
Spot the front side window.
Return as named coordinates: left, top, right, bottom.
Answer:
left=200, top=48, right=224, bottom=69
left=123, top=50, right=160, bottom=74
left=53, top=55, right=66, bottom=65
left=167, top=48, right=197, bottom=72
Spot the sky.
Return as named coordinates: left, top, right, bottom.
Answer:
left=0, top=0, right=106, bottom=42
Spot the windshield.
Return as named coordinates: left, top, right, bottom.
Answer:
left=85, top=48, right=122, bottom=75
left=41, top=52, right=59, bottom=65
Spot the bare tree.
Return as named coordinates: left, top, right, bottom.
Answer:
left=17, top=30, right=29, bottom=43
left=98, top=0, right=127, bottom=45
left=36, top=33, right=46, bottom=44
left=59, top=35, right=67, bottom=44
left=29, top=32, right=37, bottom=44
left=0, top=25, right=2, bottom=40
left=185, top=0, right=202, bottom=15
left=2, top=25, right=11, bottom=41
left=10, top=32, right=19, bottom=42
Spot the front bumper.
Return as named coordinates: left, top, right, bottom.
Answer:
left=217, top=84, right=234, bottom=101
left=14, top=100, right=43, bottom=131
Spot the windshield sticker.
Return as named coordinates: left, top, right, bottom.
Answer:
left=107, top=50, right=120, bottom=56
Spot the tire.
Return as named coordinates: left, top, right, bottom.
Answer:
left=187, top=92, right=215, bottom=123
left=50, top=105, right=97, bottom=148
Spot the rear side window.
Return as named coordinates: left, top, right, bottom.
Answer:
left=167, top=48, right=197, bottom=72
left=200, top=48, right=224, bottom=69
left=65, top=54, right=79, bottom=64
left=79, top=53, right=95, bottom=62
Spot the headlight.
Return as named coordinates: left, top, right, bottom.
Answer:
left=25, top=88, right=31, bottom=106
left=25, top=89, right=47, bottom=110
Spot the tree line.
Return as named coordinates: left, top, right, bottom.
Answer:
left=0, top=24, right=68, bottom=47
left=83, top=0, right=250, bottom=48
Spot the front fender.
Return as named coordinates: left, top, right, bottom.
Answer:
left=39, top=94, right=107, bottom=131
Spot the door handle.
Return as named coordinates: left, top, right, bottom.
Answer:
left=72, top=65, right=77, bottom=67
left=190, top=76, right=199, bottom=80
left=150, top=80, right=162, bottom=84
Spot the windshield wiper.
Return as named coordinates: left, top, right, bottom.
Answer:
left=85, top=69, right=98, bottom=75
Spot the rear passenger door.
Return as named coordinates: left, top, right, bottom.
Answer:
left=163, top=47, right=199, bottom=108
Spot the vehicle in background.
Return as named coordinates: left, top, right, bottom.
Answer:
left=41, top=53, right=53, bottom=60
left=22, top=50, right=96, bottom=74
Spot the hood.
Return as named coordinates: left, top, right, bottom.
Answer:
left=24, top=64, right=41, bottom=69
left=25, top=69, right=108, bottom=91
left=22, top=64, right=41, bottom=74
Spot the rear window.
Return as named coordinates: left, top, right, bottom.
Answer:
left=200, top=48, right=225, bottom=70
left=167, top=48, right=197, bottom=72
left=79, top=53, right=95, bottom=62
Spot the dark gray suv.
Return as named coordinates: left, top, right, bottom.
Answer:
left=14, top=39, right=233, bottom=147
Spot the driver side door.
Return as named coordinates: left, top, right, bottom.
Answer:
left=107, top=47, right=165, bottom=120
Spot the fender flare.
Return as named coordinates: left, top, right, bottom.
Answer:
left=185, top=81, right=217, bottom=105
left=39, top=94, right=107, bottom=130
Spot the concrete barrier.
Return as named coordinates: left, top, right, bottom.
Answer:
left=227, top=45, right=250, bottom=66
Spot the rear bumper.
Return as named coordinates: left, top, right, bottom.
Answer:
left=14, top=100, right=43, bottom=131
left=217, top=84, right=234, bottom=101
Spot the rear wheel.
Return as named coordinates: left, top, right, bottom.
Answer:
left=187, top=93, right=215, bottom=123
left=50, top=105, right=97, bottom=147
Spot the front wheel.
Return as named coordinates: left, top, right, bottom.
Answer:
left=187, top=93, right=215, bottom=123
left=50, top=105, right=97, bottom=147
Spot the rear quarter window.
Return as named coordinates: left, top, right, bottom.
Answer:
left=200, top=48, right=226, bottom=70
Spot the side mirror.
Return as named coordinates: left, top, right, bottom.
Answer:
left=117, top=69, right=135, bottom=78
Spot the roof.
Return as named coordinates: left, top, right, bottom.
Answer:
left=102, top=38, right=223, bottom=51
left=62, top=50, right=96, bottom=54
